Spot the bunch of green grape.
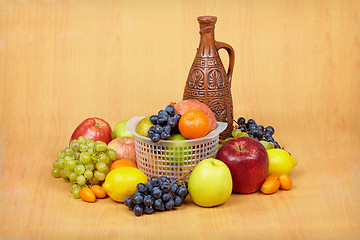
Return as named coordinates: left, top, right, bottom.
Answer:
left=51, top=136, right=117, bottom=198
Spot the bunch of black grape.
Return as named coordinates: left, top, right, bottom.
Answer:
left=148, top=105, right=181, bottom=142
left=236, top=117, right=281, bottom=148
left=124, top=176, right=188, bottom=216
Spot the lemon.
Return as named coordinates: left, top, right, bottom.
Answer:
left=267, top=149, right=297, bottom=176
left=102, top=167, right=148, bottom=202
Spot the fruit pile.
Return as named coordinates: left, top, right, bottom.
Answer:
left=51, top=98, right=298, bottom=215
left=124, top=176, right=188, bottom=216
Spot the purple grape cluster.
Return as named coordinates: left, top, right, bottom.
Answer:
left=124, top=176, right=188, bottom=217
left=147, top=105, right=181, bottom=142
left=236, top=117, right=281, bottom=148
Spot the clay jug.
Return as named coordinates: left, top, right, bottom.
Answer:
left=183, top=16, right=235, bottom=139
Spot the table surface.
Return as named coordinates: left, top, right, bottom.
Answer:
left=1, top=0, right=360, bottom=239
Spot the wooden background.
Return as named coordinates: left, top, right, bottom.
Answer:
left=0, top=0, right=359, bottom=239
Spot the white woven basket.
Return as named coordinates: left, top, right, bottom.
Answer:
left=126, top=116, right=227, bottom=180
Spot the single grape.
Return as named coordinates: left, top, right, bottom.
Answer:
left=58, top=158, right=65, bottom=168
left=232, top=128, right=242, bottom=138
left=95, top=161, right=107, bottom=172
left=165, top=105, right=175, bottom=116
left=78, top=136, right=87, bottom=145
left=95, top=141, right=107, bottom=152
left=65, top=159, right=76, bottom=170
left=136, top=183, right=147, bottom=193
left=237, top=117, right=246, bottom=125
left=177, top=186, right=187, bottom=198
left=74, top=165, right=85, bottom=175
left=161, top=131, right=170, bottom=140
left=257, top=125, right=264, bottom=132
left=149, top=115, right=158, bottom=125
left=147, top=130, right=155, bottom=138
left=51, top=168, right=61, bottom=178
left=143, top=195, right=154, bottom=207
left=64, top=147, right=74, bottom=156
left=158, top=115, right=168, bottom=126
left=150, top=177, right=160, bottom=187
left=94, top=171, right=105, bottom=181
left=154, top=125, right=163, bottom=134
left=146, top=182, right=153, bottom=193
left=106, top=149, right=118, bottom=161
left=171, top=184, right=178, bottom=194
left=144, top=206, right=155, bottom=215
left=72, top=187, right=81, bottom=199
left=87, top=148, right=95, bottom=155
left=133, top=205, right=143, bottom=216
left=57, top=149, right=65, bottom=160
left=165, top=198, right=175, bottom=210
left=79, top=144, right=89, bottom=152
left=174, top=196, right=183, bottom=207
left=163, top=125, right=171, bottom=133
left=162, top=192, right=172, bottom=202
left=98, top=153, right=110, bottom=164
left=247, top=119, right=256, bottom=126
left=158, top=110, right=169, bottom=118
left=80, top=152, right=91, bottom=164
left=76, top=175, right=86, bottom=185
left=161, top=182, right=171, bottom=193
left=265, top=126, right=275, bottom=135
left=167, top=117, right=178, bottom=128
left=85, top=162, right=95, bottom=171
left=132, top=194, right=144, bottom=205
left=70, top=184, right=78, bottom=193
left=154, top=198, right=164, bottom=210
left=69, top=172, right=78, bottom=183
left=70, top=140, right=79, bottom=150
left=84, top=170, right=93, bottom=179
left=124, top=197, right=135, bottom=209
left=239, top=125, right=247, bottom=132
left=63, top=167, right=72, bottom=177
left=151, top=133, right=161, bottom=142
left=86, top=140, right=95, bottom=148
left=151, top=187, right=162, bottom=199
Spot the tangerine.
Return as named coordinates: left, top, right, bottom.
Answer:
left=109, top=159, right=137, bottom=172
left=179, top=109, right=210, bottom=139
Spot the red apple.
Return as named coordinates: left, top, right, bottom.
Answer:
left=172, top=99, right=217, bottom=133
left=70, top=117, right=112, bottom=144
left=216, top=137, right=269, bottom=193
left=107, top=137, right=137, bottom=165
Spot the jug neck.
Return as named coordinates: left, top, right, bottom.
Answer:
left=197, top=16, right=218, bottom=57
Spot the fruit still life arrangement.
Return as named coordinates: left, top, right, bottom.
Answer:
left=51, top=99, right=297, bottom=216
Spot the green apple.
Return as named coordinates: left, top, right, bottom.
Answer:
left=135, top=116, right=155, bottom=137
left=112, top=119, right=134, bottom=138
left=166, top=134, right=190, bottom=166
left=188, top=158, right=232, bottom=207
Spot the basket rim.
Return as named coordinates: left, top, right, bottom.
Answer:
left=126, top=116, right=227, bottom=143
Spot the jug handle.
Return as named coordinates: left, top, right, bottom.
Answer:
left=215, top=41, right=235, bottom=84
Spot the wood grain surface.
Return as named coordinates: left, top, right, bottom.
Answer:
left=1, top=0, right=359, bottom=239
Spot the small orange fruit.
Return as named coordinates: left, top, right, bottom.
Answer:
left=109, top=159, right=137, bottom=172
left=91, top=185, right=107, bottom=198
left=279, top=174, right=292, bottom=190
left=178, top=109, right=210, bottom=139
left=80, top=187, right=96, bottom=203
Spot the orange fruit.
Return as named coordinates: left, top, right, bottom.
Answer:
left=179, top=109, right=210, bottom=139
left=109, top=159, right=137, bottom=171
